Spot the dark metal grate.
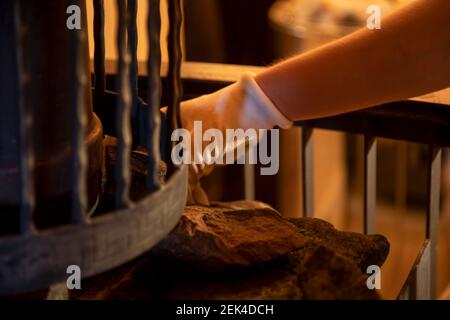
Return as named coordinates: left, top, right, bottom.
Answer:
left=0, top=0, right=187, bottom=295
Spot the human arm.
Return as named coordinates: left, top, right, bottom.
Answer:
left=256, top=0, right=450, bottom=120
left=179, top=0, right=450, bottom=204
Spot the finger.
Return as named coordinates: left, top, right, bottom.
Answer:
left=186, top=183, right=210, bottom=206
left=192, top=184, right=210, bottom=206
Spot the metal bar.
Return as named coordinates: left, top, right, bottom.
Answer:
left=398, top=240, right=431, bottom=300
left=71, top=12, right=89, bottom=224
left=147, top=0, right=162, bottom=191
left=128, top=0, right=140, bottom=148
left=115, top=0, right=132, bottom=208
left=395, top=143, right=408, bottom=209
left=93, top=0, right=106, bottom=121
left=14, top=1, right=35, bottom=235
left=364, top=134, right=377, bottom=234
left=301, top=125, right=314, bottom=217
left=244, top=164, right=256, bottom=201
left=295, top=99, right=450, bottom=148
left=166, top=0, right=183, bottom=174
left=426, top=144, right=441, bottom=299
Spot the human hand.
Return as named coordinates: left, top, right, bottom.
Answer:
left=165, top=72, right=293, bottom=205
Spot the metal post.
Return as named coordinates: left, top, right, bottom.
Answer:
left=93, top=0, right=106, bottom=122
left=14, top=1, right=35, bottom=235
left=147, top=0, right=162, bottom=191
left=115, top=0, right=132, bottom=208
left=128, top=0, right=140, bottom=148
left=302, top=125, right=314, bottom=217
left=426, top=144, right=441, bottom=299
left=364, top=134, right=377, bottom=234
left=71, top=7, right=89, bottom=224
left=166, top=0, right=183, bottom=175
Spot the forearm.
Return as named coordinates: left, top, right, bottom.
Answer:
left=256, top=0, right=450, bottom=121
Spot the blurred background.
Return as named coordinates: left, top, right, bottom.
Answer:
left=86, top=0, right=450, bottom=299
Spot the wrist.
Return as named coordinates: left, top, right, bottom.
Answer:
left=238, top=72, right=293, bottom=130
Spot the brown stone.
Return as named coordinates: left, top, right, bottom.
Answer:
left=71, top=246, right=379, bottom=300
left=288, top=245, right=379, bottom=300
left=165, top=248, right=379, bottom=300
left=152, top=201, right=308, bottom=271
left=287, top=218, right=390, bottom=272
left=165, top=265, right=303, bottom=300
left=70, top=201, right=389, bottom=300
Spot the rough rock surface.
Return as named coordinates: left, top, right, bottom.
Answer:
left=70, top=246, right=379, bottom=300
left=165, top=264, right=303, bottom=300
left=165, top=246, right=380, bottom=300
left=70, top=201, right=389, bottom=300
left=287, top=217, right=390, bottom=272
left=152, top=201, right=389, bottom=274
left=152, top=201, right=308, bottom=271
left=288, top=245, right=379, bottom=300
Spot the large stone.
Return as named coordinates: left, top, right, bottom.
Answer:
left=70, top=201, right=389, bottom=300
left=71, top=246, right=379, bottom=300
left=152, top=201, right=308, bottom=271
left=165, top=264, right=303, bottom=300
left=152, top=202, right=389, bottom=274
left=287, top=218, right=389, bottom=272
left=69, top=258, right=157, bottom=300
left=288, top=245, right=379, bottom=300
left=164, top=249, right=379, bottom=300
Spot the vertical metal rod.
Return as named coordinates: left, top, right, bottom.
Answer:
left=364, top=134, right=377, bottom=234
left=14, top=1, right=35, bottom=235
left=128, top=0, right=140, bottom=148
left=93, top=0, right=105, bottom=121
left=244, top=164, right=255, bottom=201
left=397, top=239, right=431, bottom=300
left=115, top=0, right=132, bottom=208
left=426, top=144, right=441, bottom=299
left=301, top=125, right=314, bottom=217
left=167, top=0, right=183, bottom=174
left=147, top=0, right=162, bottom=191
left=395, top=143, right=408, bottom=209
left=71, top=12, right=89, bottom=224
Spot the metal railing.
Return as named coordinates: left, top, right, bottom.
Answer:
left=296, top=100, right=447, bottom=300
